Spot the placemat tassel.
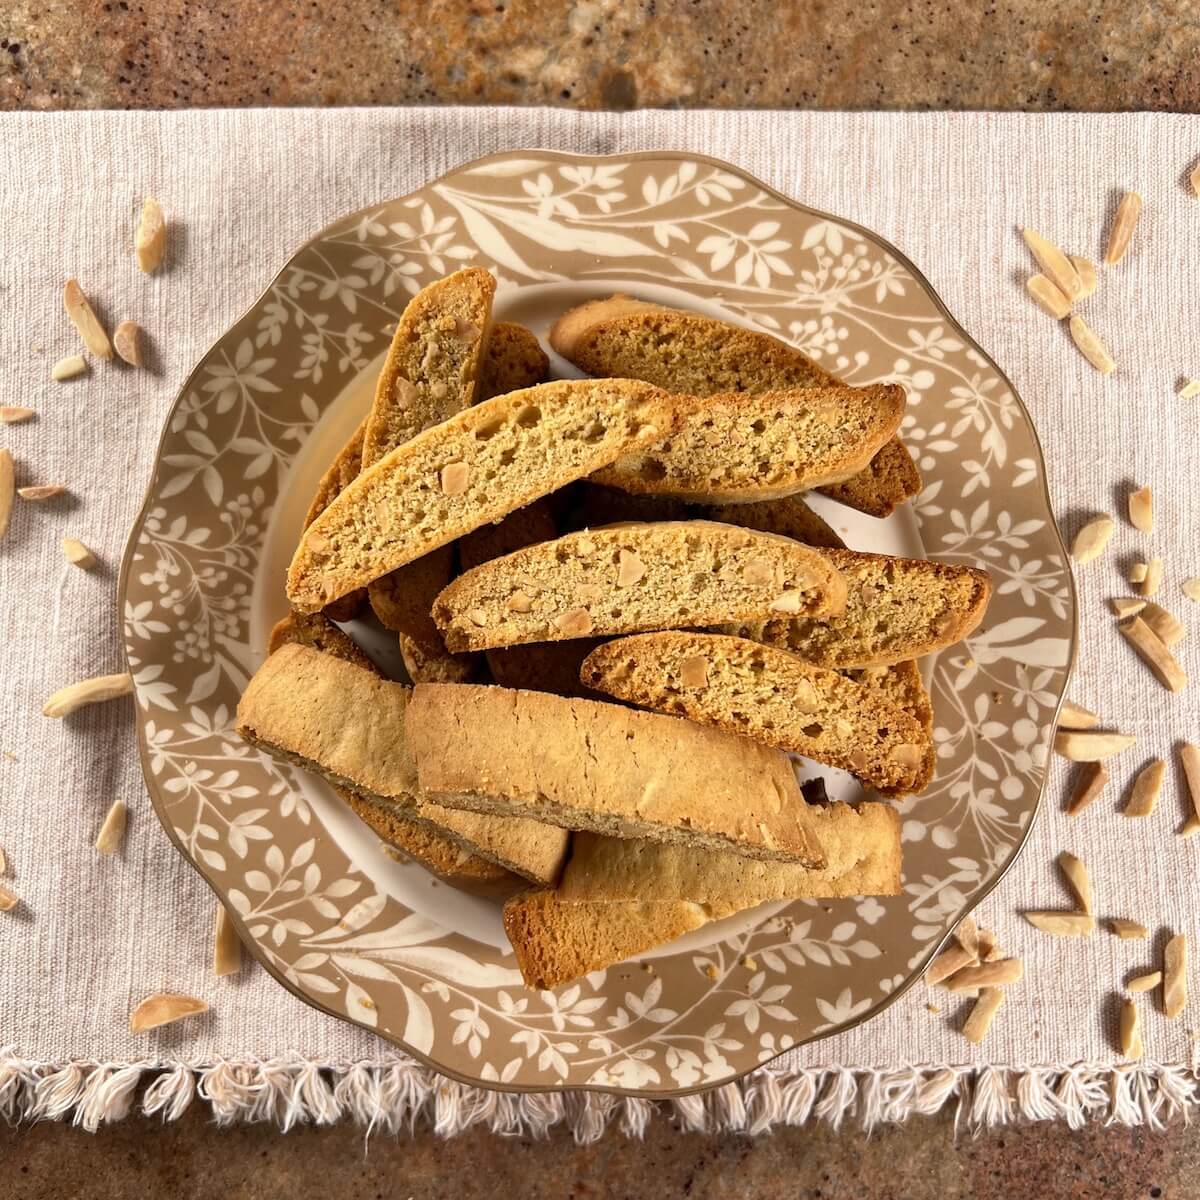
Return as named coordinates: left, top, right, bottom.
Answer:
left=141, top=1064, right=195, bottom=1121
left=72, top=1063, right=142, bottom=1132
left=1014, top=1066, right=1058, bottom=1121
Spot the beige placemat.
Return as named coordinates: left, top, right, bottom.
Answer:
left=1, top=108, right=1198, bottom=1136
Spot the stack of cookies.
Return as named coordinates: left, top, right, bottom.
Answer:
left=236, top=269, right=991, bottom=989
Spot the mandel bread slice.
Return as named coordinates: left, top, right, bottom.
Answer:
left=237, top=644, right=569, bottom=885
left=590, top=384, right=905, bottom=504
left=432, top=520, right=847, bottom=653
left=549, top=296, right=921, bottom=516
left=405, top=683, right=827, bottom=866
left=723, top=548, right=991, bottom=669
left=579, top=632, right=932, bottom=793
left=845, top=660, right=936, bottom=794
left=287, top=379, right=679, bottom=613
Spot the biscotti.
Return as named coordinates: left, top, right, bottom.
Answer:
left=404, top=683, right=826, bottom=865
left=701, top=494, right=845, bottom=550
left=484, top=640, right=600, bottom=697
left=590, top=385, right=905, bottom=504
left=287, top=380, right=679, bottom=612
left=558, top=802, right=902, bottom=906
left=549, top=298, right=921, bottom=516
left=236, top=644, right=569, bottom=885
left=479, top=321, right=550, bottom=399
left=579, top=632, right=931, bottom=793
left=268, top=609, right=377, bottom=670
left=432, top=521, right=847, bottom=653
left=724, top=548, right=991, bottom=668
left=845, top=660, right=936, bottom=794
left=504, top=888, right=709, bottom=991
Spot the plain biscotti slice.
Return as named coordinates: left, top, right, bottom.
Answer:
left=504, top=889, right=710, bottom=991
left=579, top=632, right=931, bottom=793
left=590, top=385, right=905, bottom=504
left=549, top=298, right=921, bottom=515
left=559, top=802, right=902, bottom=906
left=432, top=521, right=847, bottom=653
left=237, top=645, right=569, bottom=885
left=844, top=661, right=936, bottom=795
left=723, top=548, right=991, bottom=669
left=287, top=379, right=678, bottom=612
left=405, top=684, right=826, bottom=865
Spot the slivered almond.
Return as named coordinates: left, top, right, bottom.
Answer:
left=1071, top=515, right=1114, bottom=563
left=0, top=406, right=34, bottom=424
left=129, top=992, right=208, bottom=1033
left=1119, top=999, right=1143, bottom=1060
left=1067, top=761, right=1109, bottom=816
left=1192, top=162, right=1200, bottom=197
left=439, top=462, right=469, bottom=496
left=1180, top=380, right=1200, bottom=400
left=51, top=354, right=87, bottom=381
left=1026, top=274, right=1072, bottom=319
left=955, top=916, right=980, bottom=957
left=1180, top=744, right=1200, bottom=822
left=214, top=904, right=242, bottom=977
left=63, top=279, right=112, bottom=358
left=1057, top=852, right=1093, bottom=914
left=944, top=959, right=1024, bottom=993
left=1110, top=598, right=1146, bottom=618
left=1057, top=700, right=1100, bottom=730
left=962, top=987, right=1005, bottom=1045
left=616, top=549, right=646, bottom=588
left=1128, top=971, right=1162, bottom=994
left=1054, top=730, right=1135, bottom=761
left=1104, top=191, right=1142, bottom=265
left=768, top=591, right=803, bottom=614
left=1141, top=602, right=1186, bottom=647
left=0, top=449, right=12, bottom=543
left=1124, top=759, right=1165, bottom=817
left=1164, top=934, right=1188, bottom=1018
left=1138, top=557, right=1164, bottom=598
left=1070, top=255, right=1098, bottom=298
left=1130, top=562, right=1148, bottom=585
left=1128, top=487, right=1153, bottom=533
left=0, top=884, right=18, bottom=912
left=19, top=485, right=66, bottom=501
left=505, top=590, right=532, bottom=613
left=678, top=655, right=709, bottom=688
left=61, top=537, right=97, bottom=569
left=466, top=608, right=487, bottom=627
left=1183, top=579, right=1200, bottom=602
left=113, top=320, right=144, bottom=367
left=1109, top=918, right=1148, bottom=940
left=43, top=672, right=135, bottom=718
left=1022, top=911, right=1095, bottom=937
left=1182, top=815, right=1200, bottom=839
left=94, top=800, right=128, bottom=854
left=925, top=943, right=977, bottom=986
left=1021, top=227, right=1082, bottom=298
left=1120, top=616, right=1187, bottom=692
left=978, top=930, right=1002, bottom=962
left=0, top=844, right=6, bottom=874
left=554, top=607, right=594, bottom=637
left=135, top=198, right=166, bottom=273
left=1069, top=315, right=1116, bottom=374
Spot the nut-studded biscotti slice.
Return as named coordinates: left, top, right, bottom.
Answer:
left=701, top=494, right=845, bottom=550
left=504, top=888, right=710, bottom=991
left=724, top=549, right=991, bottom=669
left=479, top=321, right=550, bottom=398
left=591, top=385, right=905, bottom=504
left=579, top=632, right=931, bottom=793
left=405, top=683, right=825, bottom=865
left=237, top=644, right=569, bottom=885
left=559, top=802, right=901, bottom=906
left=844, top=660, right=935, bottom=794
left=432, top=521, right=846, bottom=653
left=549, top=298, right=920, bottom=516
left=287, top=379, right=678, bottom=613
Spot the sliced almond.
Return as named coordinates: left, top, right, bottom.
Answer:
left=1109, top=918, right=1148, bottom=940
left=42, top=672, right=135, bottom=718
left=1179, top=380, right=1200, bottom=400
left=0, top=448, right=12, bottom=544
left=954, top=915, right=980, bottom=958
left=135, top=198, right=166, bottom=274
left=129, top=992, right=208, bottom=1033
left=214, top=904, right=242, bottom=977
left=1182, top=579, right=1200, bottom=602
left=113, top=320, right=144, bottom=367
left=1022, top=911, right=1095, bottom=937
left=1026, top=273, right=1072, bottom=319
left=1069, top=315, right=1116, bottom=375
left=1138, top=556, right=1164, bottom=598
left=1103, top=191, right=1142, bottom=266
left=1128, top=971, right=1162, bottom=994
left=616, top=549, right=646, bottom=588
left=439, top=462, right=469, bottom=496
left=944, top=958, right=1024, bottom=993
left=1141, top=602, right=1186, bottom=648
left=1067, top=760, right=1109, bottom=816
left=1053, top=730, right=1136, bottom=761
left=63, top=279, right=112, bottom=359
left=1021, top=227, right=1082, bottom=298
left=1071, top=515, right=1115, bottom=563
left=962, top=987, right=1005, bottom=1045
left=1057, top=700, right=1100, bottom=731
left=1056, top=851, right=1093, bottom=914
left=1119, top=999, right=1143, bottom=1060
left=553, top=607, right=594, bottom=637
left=1128, top=486, right=1153, bottom=533
left=18, top=485, right=66, bottom=501
left=1180, top=744, right=1200, bottom=823
left=678, top=655, right=709, bottom=688
left=94, top=800, right=128, bottom=854
left=1119, top=616, right=1187, bottom=692
left=1110, top=598, right=1146, bottom=619
left=61, top=537, right=97, bottom=569
left=925, top=943, right=977, bottom=986
left=51, top=354, right=87, bottom=381
left=0, top=406, right=35, bottom=424
left=1164, top=934, right=1188, bottom=1018
left=1070, top=255, right=1098, bottom=298
left=1123, top=759, right=1165, bottom=817
left=0, top=884, right=18, bottom=912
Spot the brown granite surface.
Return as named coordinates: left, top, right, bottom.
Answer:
left=1, top=0, right=1199, bottom=111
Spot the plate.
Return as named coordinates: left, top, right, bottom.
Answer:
left=120, top=150, right=1076, bottom=1096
